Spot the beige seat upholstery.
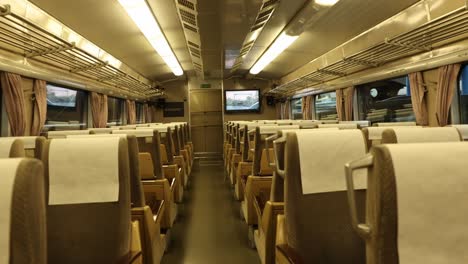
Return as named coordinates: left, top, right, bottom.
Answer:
left=339, top=120, right=370, bottom=127
left=362, top=126, right=421, bottom=150
left=0, top=138, right=26, bottom=158
left=318, top=123, right=358, bottom=129
left=89, top=128, right=113, bottom=134
left=346, top=142, right=468, bottom=264
left=43, top=137, right=132, bottom=263
left=0, top=158, right=46, bottom=264
left=449, top=124, right=468, bottom=141
left=47, top=130, right=90, bottom=139
left=276, top=129, right=367, bottom=263
left=381, top=127, right=462, bottom=144
left=374, top=121, right=417, bottom=127
left=7, top=136, right=46, bottom=159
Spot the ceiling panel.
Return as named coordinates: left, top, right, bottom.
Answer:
left=248, top=0, right=421, bottom=79
left=29, top=0, right=192, bottom=82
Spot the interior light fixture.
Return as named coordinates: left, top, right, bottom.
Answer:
left=249, top=32, right=299, bottom=75
left=315, top=0, right=339, bottom=6
left=118, top=0, right=184, bottom=76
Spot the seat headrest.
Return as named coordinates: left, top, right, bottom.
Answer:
left=318, top=123, right=358, bottom=129
left=47, top=130, right=90, bottom=139
left=339, top=121, right=370, bottom=127
left=0, top=158, right=22, bottom=263
left=113, top=129, right=153, bottom=137
left=0, top=138, right=25, bottom=158
left=365, top=126, right=422, bottom=141
left=89, top=128, right=113, bottom=134
left=67, top=134, right=127, bottom=139
left=0, top=158, right=45, bottom=264
left=48, top=137, right=122, bottom=205
left=293, top=130, right=367, bottom=194
left=374, top=121, right=416, bottom=127
left=449, top=125, right=468, bottom=140
left=9, top=136, right=40, bottom=149
left=380, top=142, right=468, bottom=263
left=259, top=125, right=300, bottom=134
left=382, top=127, right=462, bottom=143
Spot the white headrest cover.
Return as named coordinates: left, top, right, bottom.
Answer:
left=259, top=125, right=300, bottom=134
left=276, top=120, right=293, bottom=125
left=318, top=123, right=358, bottom=129
left=376, top=121, right=416, bottom=127
left=392, top=127, right=461, bottom=143
left=385, top=142, right=468, bottom=263
left=48, top=138, right=120, bottom=205
left=113, top=129, right=153, bottom=137
left=146, top=126, right=170, bottom=133
left=0, top=138, right=19, bottom=158
left=450, top=125, right=468, bottom=140
left=0, top=158, right=22, bottom=263
left=89, top=128, right=113, bottom=134
left=339, top=121, right=370, bottom=127
left=47, top=130, right=90, bottom=138
left=367, top=126, right=421, bottom=140
left=296, top=130, right=367, bottom=194
left=67, top=134, right=127, bottom=139
left=10, top=137, right=38, bottom=149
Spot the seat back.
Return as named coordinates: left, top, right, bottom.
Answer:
left=362, top=126, right=421, bottom=149
left=374, top=121, right=417, bottom=127
left=318, top=123, right=358, bottom=129
left=284, top=129, right=367, bottom=262
left=0, top=138, right=25, bottom=158
left=44, top=137, right=131, bottom=263
left=339, top=120, right=370, bottom=127
left=8, top=136, right=46, bottom=159
left=89, top=128, right=113, bottom=134
left=47, top=130, right=90, bottom=139
left=0, top=158, right=46, bottom=264
left=381, top=127, right=462, bottom=144
left=361, top=143, right=468, bottom=264
left=449, top=124, right=468, bottom=141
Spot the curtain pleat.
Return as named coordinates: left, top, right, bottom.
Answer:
left=0, top=72, right=26, bottom=136
left=276, top=102, right=282, bottom=119
left=31, top=79, right=47, bottom=135
left=344, top=86, right=355, bottom=121
left=436, top=63, right=461, bottom=126
left=301, top=95, right=313, bottom=120
left=90, top=92, right=108, bottom=128
left=126, top=100, right=136, bottom=124
left=408, top=72, right=429, bottom=126
left=282, top=100, right=290, bottom=119
left=336, top=89, right=344, bottom=121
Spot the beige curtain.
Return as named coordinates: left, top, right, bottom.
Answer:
left=90, top=92, right=108, bottom=128
left=336, top=89, right=345, bottom=121
left=144, top=103, right=152, bottom=123
left=281, top=100, right=290, bottom=119
left=408, top=72, right=429, bottom=126
left=436, top=63, right=461, bottom=126
left=344, top=86, right=355, bottom=121
left=126, top=100, right=136, bottom=125
left=302, top=95, right=313, bottom=120
left=30, top=79, right=47, bottom=136
left=276, top=102, right=282, bottom=119
left=0, top=72, right=26, bottom=136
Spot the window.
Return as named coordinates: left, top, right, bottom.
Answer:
left=291, top=98, right=303, bottom=120
left=45, top=84, right=87, bottom=131
left=136, top=102, right=144, bottom=123
left=108, top=96, right=124, bottom=125
left=357, top=76, right=415, bottom=124
left=458, top=65, right=468, bottom=124
left=315, top=92, right=337, bottom=120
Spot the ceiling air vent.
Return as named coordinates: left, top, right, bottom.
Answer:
left=230, top=0, right=280, bottom=73
left=175, top=0, right=204, bottom=76
left=178, top=0, right=195, bottom=10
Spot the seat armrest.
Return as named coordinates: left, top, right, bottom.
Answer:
left=276, top=244, right=303, bottom=264
left=118, top=220, right=143, bottom=264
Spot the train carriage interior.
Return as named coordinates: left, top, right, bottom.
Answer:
left=1, top=0, right=468, bottom=263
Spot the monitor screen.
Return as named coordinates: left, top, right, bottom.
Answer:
left=47, top=85, right=77, bottom=108
left=224, top=89, right=260, bottom=113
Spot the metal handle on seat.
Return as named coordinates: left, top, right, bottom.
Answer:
left=265, top=134, right=279, bottom=168
left=345, top=154, right=373, bottom=238
left=273, top=136, right=287, bottom=178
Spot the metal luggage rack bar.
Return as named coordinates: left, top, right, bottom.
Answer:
left=0, top=4, right=159, bottom=98
left=268, top=5, right=468, bottom=97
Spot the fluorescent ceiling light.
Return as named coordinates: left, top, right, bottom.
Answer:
left=118, top=0, right=183, bottom=76
left=315, top=0, right=339, bottom=6
left=249, top=32, right=298, bottom=75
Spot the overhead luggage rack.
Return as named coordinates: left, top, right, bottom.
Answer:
left=269, top=1, right=468, bottom=96
left=0, top=3, right=162, bottom=99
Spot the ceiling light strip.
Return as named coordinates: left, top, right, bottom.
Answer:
left=118, top=0, right=184, bottom=76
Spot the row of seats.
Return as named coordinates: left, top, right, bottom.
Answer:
left=0, top=121, right=192, bottom=264
left=223, top=120, right=468, bottom=263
